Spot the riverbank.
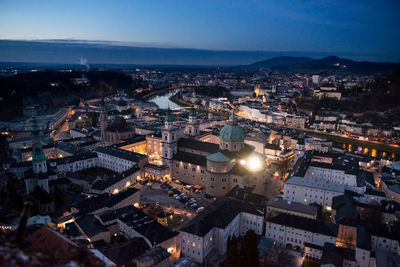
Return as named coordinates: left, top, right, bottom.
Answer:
left=169, top=94, right=230, bottom=118
left=296, top=128, right=400, bottom=156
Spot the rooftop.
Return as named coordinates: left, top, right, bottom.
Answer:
left=267, top=213, right=338, bottom=237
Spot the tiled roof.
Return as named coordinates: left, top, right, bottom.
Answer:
left=267, top=213, right=338, bottom=237
left=173, top=151, right=207, bottom=166
left=178, top=138, right=219, bottom=154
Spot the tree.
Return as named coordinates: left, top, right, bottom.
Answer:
left=240, top=230, right=259, bottom=267
left=221, top=235, right=240, bottom=267
left=7, top=178, right=23, bottom=211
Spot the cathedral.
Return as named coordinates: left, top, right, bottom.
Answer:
left=158, top=109, right=268, bottom=196
left=100, top=99, right=135, bottom=144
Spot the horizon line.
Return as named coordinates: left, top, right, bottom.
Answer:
left=0, top=38, right=380, bottom=58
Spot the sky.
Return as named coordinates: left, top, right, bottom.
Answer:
left=0, top=0, right=399, bottom=60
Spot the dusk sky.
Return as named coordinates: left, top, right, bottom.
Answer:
left=0, top=0, right=399, bottom=59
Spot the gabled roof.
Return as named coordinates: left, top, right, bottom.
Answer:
left=178, top=138, right=219, bottom=154
left=267, top=213, right=338, bottom=237
left=91, top=167, right=140, bottom=191
left=181, top=199, right=264, bottom=237
left=101, top=237, right=150, bottom=265
left=75, top=215, right=109, bottom=238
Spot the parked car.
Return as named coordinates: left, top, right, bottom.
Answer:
left=184, top=185, right=192, bottom=190
left=196, top=207, right=205, bottom=213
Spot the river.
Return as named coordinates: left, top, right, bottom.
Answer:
left=148, top=92, right=180, bottom=110
left=335, top=142, right=399, bottom=160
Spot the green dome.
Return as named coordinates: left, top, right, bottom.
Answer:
left=219, top=113, right=245, bottom=141
left=206, top=152, right=230, bottom=162
left=219, top=124, right=245, bottom=141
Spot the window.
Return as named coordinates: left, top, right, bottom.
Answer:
left=192, top=168, right=196, bottom=172
left=201, top=169, right=204, bottom=174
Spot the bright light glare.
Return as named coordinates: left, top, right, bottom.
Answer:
left=248, top=157, right=262, bottom=172
left=240, top=159, right=246, bottom=165
left=326, top=206, right=332, bottom=211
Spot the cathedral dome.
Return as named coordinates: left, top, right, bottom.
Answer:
left=117, top=99, right=127, bottom=107
left=219, top=114, right=245, bottom=141
left=106, top=116, right=131, bottom=132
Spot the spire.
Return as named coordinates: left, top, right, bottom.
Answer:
left=30, top=115, right=46, bottom=165
left=30, top=115, right=41, bottom=138
left=165, top=107, right=173, bottom=123
left=228, top=110, right=237, bottom=125
left=189, top=105, right=196, bottom=118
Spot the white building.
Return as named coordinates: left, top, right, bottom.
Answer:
left=304, top=162, right=358, bottom=187
left=49, top=152, right=99, bottom=176
left=180, top=200, right=264, bottom=263
left=283, top=176, right=363, bottom=208
left=95, top=146, right=147, bottom=173
left=265, top=213, right=338, bottom=250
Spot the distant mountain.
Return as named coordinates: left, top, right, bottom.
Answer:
left=0, top=39, right=395, bottom=66
left=250, top=56, right=313, bottom=68
left=250, top=55, right=400, bottom=74
left=0, top=40, right=335, bottom=66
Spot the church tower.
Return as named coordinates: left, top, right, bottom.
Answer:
left=26, top=115, right=50, bottom=194
left=161, top=109, right=178, bottom=165
left=99, top=97, right=108, bottom=142
left=185, top=106, right=200, bottom=137
left=31, top=115, right=47, bottom=174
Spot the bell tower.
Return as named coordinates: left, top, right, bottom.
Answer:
left=99, top=97, right=108, bottom=142
left=31, top=115, right=47, bottom=174
left=161, top=108, right=178, bottom=164
left=185, top=106, right=199, bottom=137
